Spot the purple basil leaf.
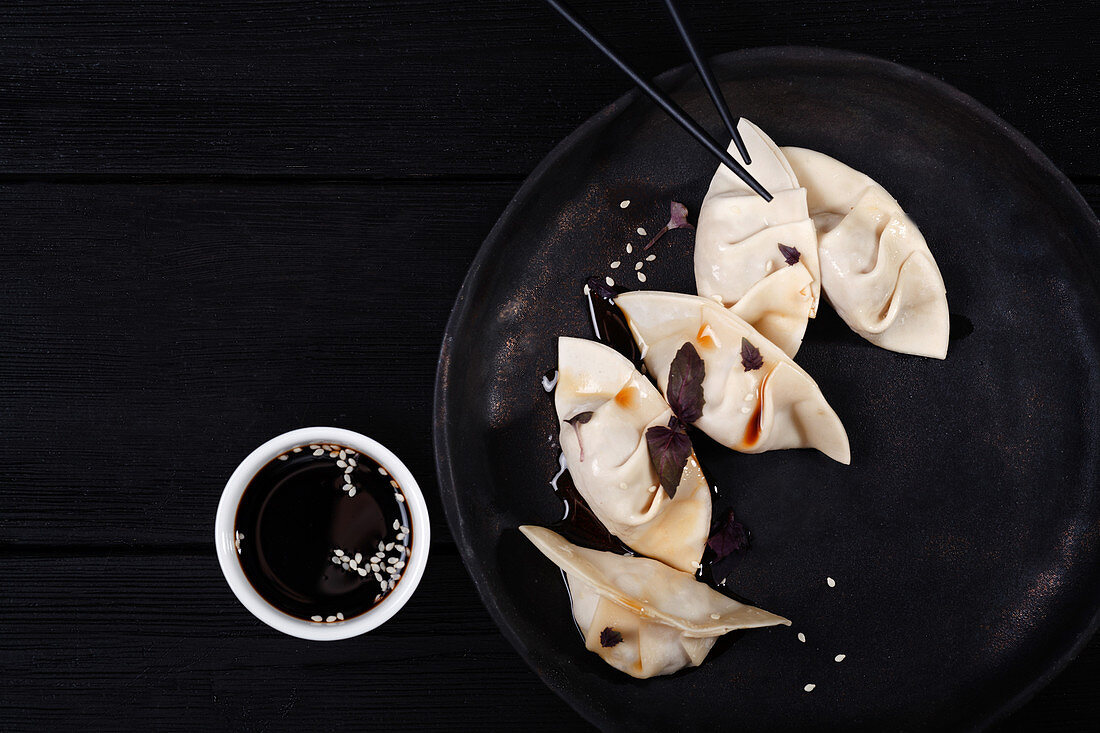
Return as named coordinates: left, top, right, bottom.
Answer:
left=666, top=342, right=705, bottom=423
left=585, top=275, right=619, bottom=302
left=707, top=509, right=749, bottom=560
left=778, top=243, right=801, bottom=265
left=600, top=627, right=623, bottom=648
left=566, top=411, right=594, bottom=461
left=645, top=423, right=691, bottom=496
left=644, top=201, right=694, bottom=250
left=740, top=337, right=764, bottom=371
left=668, top=201, right=694, bottom=231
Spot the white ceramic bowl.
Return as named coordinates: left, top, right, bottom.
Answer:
left=215, top=427, right=430, bottom=640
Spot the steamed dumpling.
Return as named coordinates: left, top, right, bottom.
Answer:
left=520, top=525, right=789, bottom=678
left=782, top=146, right=949, bottom=359
left=556, top=337, right=711, bottom=573
left=615, top=291, right=850, bottom=464
left=695, top=119, right=820, bottom=356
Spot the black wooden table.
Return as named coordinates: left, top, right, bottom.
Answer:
left=0, top=2, right=1096, bottom=730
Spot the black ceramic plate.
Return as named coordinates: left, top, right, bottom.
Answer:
left=434, top=47, right=1100, bottom=731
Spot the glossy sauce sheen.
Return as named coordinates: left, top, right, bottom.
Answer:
left=234, top=445, right=412, bottom=621
left=574, top=276, right=745, bottom=589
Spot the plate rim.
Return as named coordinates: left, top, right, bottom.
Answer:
left=433, top=45, right=1100, bottom=731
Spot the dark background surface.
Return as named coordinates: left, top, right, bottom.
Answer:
left=0, top=1, right=1096, bottom=730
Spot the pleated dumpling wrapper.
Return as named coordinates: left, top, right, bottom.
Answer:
left=615, top=291, right=850, bottom=464
left=781, top=146, right=949, bottom=359
left=695, top=119, right=820, bottom=357
left=556, top=336, right=711, bottom=573
left=520, top=525, right=789, bottom=679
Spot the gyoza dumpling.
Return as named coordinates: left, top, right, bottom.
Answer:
left=556, top=337, right=711, bottom=573
left=695, top=119, right=820, bottom=356
left=520, top=525, right=789, bottom=679
left=782, top=146, right=949, bottom=359
left=615, top=291, right=850, bottom=464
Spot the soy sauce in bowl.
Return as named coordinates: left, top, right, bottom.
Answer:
left=234, top=443, right=413, bottom=623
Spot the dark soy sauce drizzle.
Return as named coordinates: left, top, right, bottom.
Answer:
left=545, top=276, right=745, bottom=589
left=584, top=276, right=642, bottom=366
left=234, top=444, right=412, bottom=622
left=548, top=454, right=633, bottom=555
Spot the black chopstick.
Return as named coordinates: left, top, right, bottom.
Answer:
left=540, top=0, right=772, bottom=202
left=661, top=0, right=750, bottom=165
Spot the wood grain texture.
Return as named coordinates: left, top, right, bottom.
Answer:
left=0, top=1, right=1096, bottom=729
left=0, top=0, right=1093, bottom=177
left=0, top=182, right=516, bottom=548
left=0, top=551, right=593, bottom=731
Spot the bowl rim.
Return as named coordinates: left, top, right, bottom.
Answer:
left=214, top=426, right=430, bottom=641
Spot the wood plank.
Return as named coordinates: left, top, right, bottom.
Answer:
left=1, top=183, right=1097, bottom=547
left=0, top=0, right=1093, bottom=177
left=0, top=551, right=593, bottom=730
left=0, top=544, right=1095, bottom=730
left=0, top=182, right=517, bottom=547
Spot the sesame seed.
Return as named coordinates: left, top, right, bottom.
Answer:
left=345, top=466, right=353, bottom=473
left=804, top=684, right=815, bottom=693
left=797, top=633, right=806, bottom=643
left=340, top=451, right=346, bottom=459
left=348, top=559, right=358, bottom=569
left=357, top=567, right=367, bottom=576
left=610, top=261, right=621, bottom=269
left=386, top=542, right=395, bottom=551
left=326, top=615, right=337, bottom=623
left=378, top=541, right=385, bottom=551
left=335, top=549, right=345, bottom=556
left=278, top=454, right=288, bottom=461
left=354, top=553, right=362, bottom=563
left=394, top=561, right=405, bottom=569
left=393, top=520, right=400, bottom=531
left=311, top=615, right=323, bottom=622
left=635, top=261, right=643, bottom=270
left=626, top=243, right=633, bottom=254
left=637, top=272, right=647, bottom=283
left=395, top=494, right=405, bottom=502
left=371, top=563, right=380, bottom=572
left=292, top=447, right=303, bottom=453
left=337, top=612, right=344, bottom=620
left=605, top=276, right=615, bottom=287
left=620, top=200, right=630, bottom=209
left=835, top=654, right=846, bottom=663
left=378, top=467, right=388, bottom=476
left=348, top=488, right=357, bottom=497
left=309, top=445, right=320, bottom=450
left=396, top=532, right=406, bottom=541
left=637, top=227, right=646, bottom=236
left=710, top=613, right=720, bottom=620
left=331, top=557, right=340, bottom=564
left=374, top=572, right=384, bottom=583
left=348, top=458, right=357, bottom=467
left=313, top=449, right=324, bottom=456
left=646, top=254, right=656, bottom=262
left=344, top=474, right=353, bottom=483
left=337, top=460, right=347, bottom=468
left=341, top=562, right=349, bottom=570
left=329, top=451, right=339, bottom=458
left=388, top=557, right=399, bottom=564
left=827, top=577, right=836, bottom=588
left=390, top=479, right=399, bottom=489
left=400, top=526, right=409, bottom=533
